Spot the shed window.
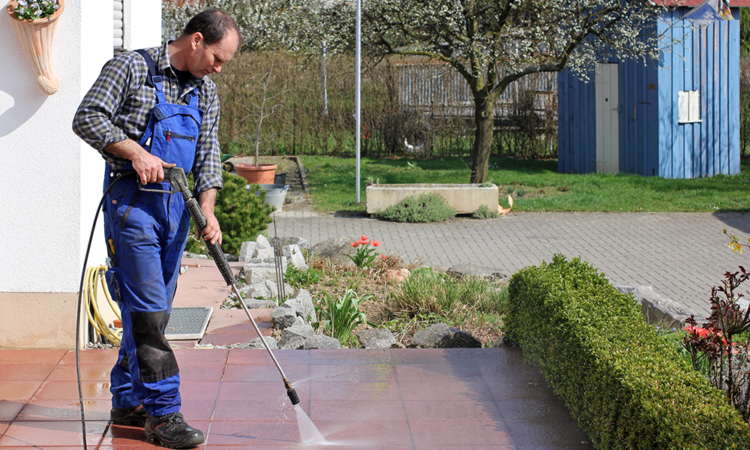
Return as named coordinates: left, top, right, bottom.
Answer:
left=678, top=90, right=701, bottom=124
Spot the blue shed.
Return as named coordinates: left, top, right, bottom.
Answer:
left=558, top=3, right=743, bottom=178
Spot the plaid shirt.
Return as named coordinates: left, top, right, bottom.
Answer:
left=73, top=42, right=222, bottom=194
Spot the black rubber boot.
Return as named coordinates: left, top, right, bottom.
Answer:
left=110, top=404, right=147, bottom=427
left=144, top=412, right=205, bottom=449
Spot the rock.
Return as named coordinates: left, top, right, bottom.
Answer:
left=244, top=299, right=278, bottom=309
left=411, top=323, right=481, bottom=348
left=448, top=262, right=509, bottom=280
left=293, top=316, right=306, bottom=327
left=255, top=247, right=275, bottom=259
left=255, top=234, right=271, bottom=250
left=356, top=328, right=397, bottom=349
left=245, top=280, right=293, bottom=301
left=303, top=335, right=341, bottom=349
left=271, top=308, right=298, bottom=330
left=614, top=285, right=696, bottom=329
left=244, top=268, right=282, bottom=284
left=225, top=253, right=239, bottom=262
left=281, top=289, right=317, bottom=323
left=386, top=269, right=411, bottom=283
left=243, top=257, right=287, bottom=274
left=239, top=241, right=257, bottom=262
left=232, top=336, right=278, bottom=349
left=279, top=237, right=310, bottom=248
left=278, top=324, right=315, bottom=350
left=182, top=252, right=208, bottom=260
left=283, top=244, right=308, bottom=270
left=312, top=235, right=360, bottom=267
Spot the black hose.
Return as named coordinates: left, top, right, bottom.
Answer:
left=75, top=172, right=132, bottom=449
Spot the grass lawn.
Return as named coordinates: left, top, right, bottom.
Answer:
left=301, top=155, right=750, bottom=213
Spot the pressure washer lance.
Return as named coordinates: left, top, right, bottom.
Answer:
left=145, top=167, right=300, bottom=406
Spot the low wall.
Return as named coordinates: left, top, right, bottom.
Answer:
left=366, top=184, right=498, bottom=214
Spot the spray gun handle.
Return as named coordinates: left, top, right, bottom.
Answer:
left=158, top=168, right=238, bottom=287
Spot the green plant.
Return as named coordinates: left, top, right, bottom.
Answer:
left=346, top=235, right=381, bottom=268
left=11, top=0, right=60, bottom=20
left=285, top=265, right=323, bottom=288
left=505, top=255, right=750, bottom=449
left=184, top=171, right=274, bottom=256
left=379, top=193, right=456, bottom=223
left=405, top=161, right=422, bottom=170
left=516, top=188, right=526, bottom=197
left=472, top=204, right=499, bottom=219
left=321, top=289, right=371, bottom=345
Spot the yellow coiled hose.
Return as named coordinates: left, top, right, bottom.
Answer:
left=83, top=265, right=122, bottom=346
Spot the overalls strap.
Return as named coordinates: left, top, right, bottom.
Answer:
left=135, top=49, right=166, bottom=104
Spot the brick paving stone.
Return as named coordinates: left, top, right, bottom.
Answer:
left=272, top=211, right=750, bottom=318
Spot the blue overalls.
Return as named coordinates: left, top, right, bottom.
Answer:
left=104, top=50, right=204, bottom=417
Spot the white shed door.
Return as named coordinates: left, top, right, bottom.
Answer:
left=595, top=63, right=619, bottom=173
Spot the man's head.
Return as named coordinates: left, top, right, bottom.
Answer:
left=177, top=9, right=241, bottom=78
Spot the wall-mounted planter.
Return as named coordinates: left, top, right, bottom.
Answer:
left=6, top=0, right=64, bottom=95
left=366, top=183, right=499, bottom=215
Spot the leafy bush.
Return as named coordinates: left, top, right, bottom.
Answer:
left=472, top=204, right=499, bottom=219
left=320, top=289, right=371, bottom=345
left=379, top=193, right=456, bottom=223
left=505, top=255, right=750, bottom=449
left=185, top=171, right=273, bottom=256
left=286, top=265, right=323, bottom=289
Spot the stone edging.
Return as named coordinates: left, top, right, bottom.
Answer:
left=289, top=155, right=310, bottom=197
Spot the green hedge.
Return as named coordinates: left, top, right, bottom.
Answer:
left=505, top=255, right=750, bottom=449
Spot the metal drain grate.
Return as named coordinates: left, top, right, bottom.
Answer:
left=165, top=307, right=213, bottom=340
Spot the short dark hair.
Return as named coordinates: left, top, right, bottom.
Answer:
left=181, top=8, right=241, bottom=47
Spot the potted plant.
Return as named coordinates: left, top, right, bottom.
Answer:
left=6, top=0, right=64, bottom=95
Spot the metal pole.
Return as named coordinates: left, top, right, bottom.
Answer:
left=355, top=0, right=361, bottom=203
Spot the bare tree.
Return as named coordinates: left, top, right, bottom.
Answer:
left=321, top=0, right=671, bottom=182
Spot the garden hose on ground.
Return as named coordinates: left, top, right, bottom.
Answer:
left=83, top=265, right=122, bottom=346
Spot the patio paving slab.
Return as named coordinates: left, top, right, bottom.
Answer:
left=0, top=348, right=592, bottom=449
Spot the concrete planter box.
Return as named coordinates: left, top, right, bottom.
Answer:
left=366, top=184, right=498, bottom=215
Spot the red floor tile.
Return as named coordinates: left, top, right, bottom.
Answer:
left=173, top=349, right=228, bottom=365
left=485, top=379, right=559, bottom=401
left=227, top=349, right=310, bottom=366
left=204, top=321, right=273, bottom=336
left=0, top=363, right=55, bottom=381
left=59, top=349, right=119, bottom=365
left=15, top=399, right=110, bottom=422
left=403, top=400, right=504, bottom=421
left=496, top=399, right=578, bottom=422
left=0, top=382, right=42, bottom=401
left=46, top=363, right=112, bottom=381
left=102, top=421, right=209, bottom=447
left=30, top=381, right=111, bottom=401
left=408, top=419, right=513, bottom=446
left=212, top=400, right=296, bottom=422
left=310, top=381, right=401, bottom=401
left=395, top=363, right=484, bottom=382
left=308, top=364, right=396, bottom=383
left=200, top=331, right=265, bottom=346
left=313, top=419, right=413, bottom=446
left=504, top=419, right=592, bottom=446
left=0, top=403, right=23, bottom=422
left=0, top=349, right=66, bottom=365
left=178, top=364, right=226, bottom=382
left=308, top=349, right=392, bottom=366
left=398, top=380, right=493, bottom=402
left=179, top=381, right=221, bottom=401
left=308, top=400, right=406, bottom=422
left=0, top=423, right=8, bottom=437
left=222, top=364, right=309, bottom=382
left=206, top=420, right=300, bottom=446
left=218, top=382, right=293, bottom=405
left=0, top=420, right=107, bottom=447
left=180, top=399, right=217, bottom=422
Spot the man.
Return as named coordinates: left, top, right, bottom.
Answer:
left=73, top=9, right=240, bottom=449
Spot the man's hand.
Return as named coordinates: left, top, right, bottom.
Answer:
left=103, top=139, right=175, bottom=184
left=197, top=189, right=222, bottom=245
left=133, top=150, right=176, bottom=185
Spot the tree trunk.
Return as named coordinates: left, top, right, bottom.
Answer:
left=471, top=95, right=495, bottom=183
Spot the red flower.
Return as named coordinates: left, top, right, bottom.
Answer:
left=351, top=242, right=359, bottom=248
left=360, top=235, right=368, bottom=241
left=382, top=254, right=387, bottom=259
left=372, top=240, right=380, bottom=247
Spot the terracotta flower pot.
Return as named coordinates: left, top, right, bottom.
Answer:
left=6, top=0, right=64, bottom=95
left=235, top=163, right=277, bottom=185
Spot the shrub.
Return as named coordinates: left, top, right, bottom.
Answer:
left=185, top=171, right=273, bottom=256
left=320, top=289, right=371, bottom=345
left=505, top=255, right=750, bottom=449
left=472, top=204, right=499, bottom=219
left=379, top=193, right=456, bottom=223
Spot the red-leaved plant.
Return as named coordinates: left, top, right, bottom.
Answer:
left=683, top=266, right=750, bottom=422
